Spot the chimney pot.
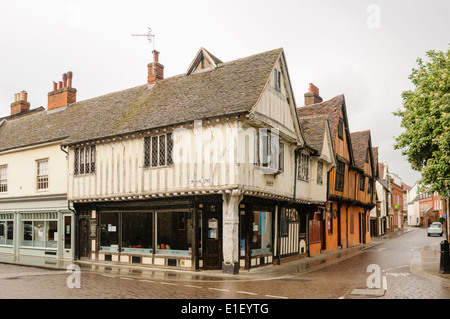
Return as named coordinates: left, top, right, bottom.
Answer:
left=309, top=83, right=320, bottom=96
left=67, top=71, right=73, bottom=87
left=304, top=83, right=323, bottom=106
left=48, top=71, right=77, bottom=110
left=21, top=90, right=28, bottom=102
left=148, top=51, right=164, bottom=85
left=63, top=73, right=68, bottom=88
left=153, top=50, right=160, bottom=63
left=10, top=91, right=30, bottom=115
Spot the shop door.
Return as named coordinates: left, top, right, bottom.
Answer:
left=78, top=217, right=90, bottom=259
left=203, top=205, right=222, bottom=270
left=63, top=215, right=73, bottom=259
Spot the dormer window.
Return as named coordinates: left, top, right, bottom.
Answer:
left=186, top=47, right=222, bottom=76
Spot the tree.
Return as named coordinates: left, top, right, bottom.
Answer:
left=393, top=45, right=450, bottom=197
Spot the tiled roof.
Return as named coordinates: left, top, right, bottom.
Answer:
left=0, top=48, right=282, bottom=151
left=297, top=94, right=346, bottom=145
left=296, top=94, right=354, bottom=165
left=298, top=115, right=329, bottom=154
left=350, top=130, right=371, bottom=170
left=372, top=146, right=379, bottom=178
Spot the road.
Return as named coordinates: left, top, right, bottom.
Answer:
left=0, top=227, right=448, bottom=301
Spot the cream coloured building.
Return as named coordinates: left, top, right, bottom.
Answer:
left=0, top=101, right=75, bottom=262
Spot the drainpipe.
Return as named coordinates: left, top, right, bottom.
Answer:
left=293, top=148, right=300, bottom=202
left=61, top=144, right=77, bottom=259
left=60, top=145, right=75, bottom=215
left=277, top=205, right=281, bottom=265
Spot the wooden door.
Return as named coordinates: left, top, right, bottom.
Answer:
left=203, top=205, right=222, bottom=270
left=77, top=217, right=90, bottom=259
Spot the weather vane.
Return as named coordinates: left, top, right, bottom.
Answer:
left=132, top=27, right=155, bottom=54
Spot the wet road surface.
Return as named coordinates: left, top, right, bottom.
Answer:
left=0, top=227, right=448, bottom=300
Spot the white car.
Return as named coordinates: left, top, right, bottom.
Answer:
left=427, top=222, right=443, bottom=237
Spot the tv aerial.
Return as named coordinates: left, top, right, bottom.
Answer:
left=132, top=27, right=155, bottom=53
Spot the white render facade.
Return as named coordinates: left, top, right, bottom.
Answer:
left=0, top=141, right=75, bottom=262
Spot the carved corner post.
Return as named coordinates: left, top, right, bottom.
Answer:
left=222, top=189, right=243, bottom=274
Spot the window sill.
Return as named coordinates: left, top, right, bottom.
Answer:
left=143, top=165, right=173, bottom=170
left=259, top=166, right=283, bottom=176
left=74, top=173, right=96, bottom=177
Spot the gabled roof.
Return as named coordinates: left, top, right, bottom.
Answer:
left=298, top=115, right=328, bottom=154
left=186, top=47, right=223, bottom=75
left=350, top=130, right=370, bottom=169
left=298, top=115, right=335, bottom=165
left=372, top=146, right=379, bottom=178
left=350, top=130, right=376, bottom=178
left=297, top=94, right=354, bottom=165
left=0, top=48, right=283, bottom=151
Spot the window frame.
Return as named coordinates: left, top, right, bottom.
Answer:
left=0, top=165, right=7, bottom=193
left=74, top=145, right=96, bottom=175
left=254, top=129, right=283, bottom=173
left=359, top=174, right=365, bottom=191
left=338, top=118, right=344, bottom=140
left=144, top=133, right=173, bottom=168
left=273, top=69, right=281, bottom=92
left=335, top=160, right=345, bottom=191
left=297, top=153, right=310, bottom=181
left=367, top=178, right=373, bottom=194
left=36, top=159, right=49, bottom=191
left=317, top=161, right=323, bottom=185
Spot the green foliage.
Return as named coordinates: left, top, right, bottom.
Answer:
left=393, top=45, right=450, bottom=197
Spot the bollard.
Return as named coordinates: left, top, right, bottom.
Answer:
left=440, top=240, right=450, bottom=274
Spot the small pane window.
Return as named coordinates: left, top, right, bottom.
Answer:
left=144, top=134, right=174, bottom=168
left=0, top=166, right=7, bottom=193
left=335, top=160, right=345, bottom=191
left=74, top=146, right=96, bottom=175
left=151, top=136, right=159, bottom=167
left=36, top=159, right=49, bottom=190
left=317, top=161, right=323, bottom=185
left=298, top=153, right=310, bottom=181
left=360, top=175, right=365, bottom=191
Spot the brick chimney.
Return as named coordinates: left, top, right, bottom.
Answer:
left=48, top=71, right=77, bottom=111
left=10, top=90, right=30, bottom=115
left=147, top=50, right=164, bottom=85
left=304, top=83, right=323, bottom=106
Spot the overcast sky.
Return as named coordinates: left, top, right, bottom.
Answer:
left=0, top=0, right=448, bottom=186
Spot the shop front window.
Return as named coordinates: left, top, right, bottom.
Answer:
left=156, top=212, right=193, bottom=256
left=251, top=211, right=272, bottom=255
left=21, top=218, right=58, bottom=248
left=0, top=221, right=13, bottom=245
left=121, top=212, right=153, bottom=254
left=100, top=213, right=119, bottom=252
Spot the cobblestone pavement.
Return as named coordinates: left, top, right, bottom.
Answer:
left=0, top=227, right=448, bottom=301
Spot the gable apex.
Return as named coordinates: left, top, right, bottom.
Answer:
left=186, top=47, right=223, bottom=75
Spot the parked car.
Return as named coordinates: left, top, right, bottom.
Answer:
left=427, top=222, right=443, bottom=237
